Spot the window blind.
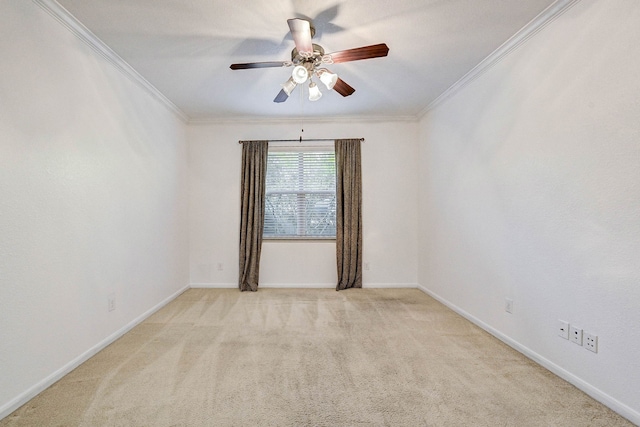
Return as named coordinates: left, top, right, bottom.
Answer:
left=264, top=147, right=336, bottom=239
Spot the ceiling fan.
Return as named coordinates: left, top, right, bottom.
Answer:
left=230, top=18, right=389, bottom=103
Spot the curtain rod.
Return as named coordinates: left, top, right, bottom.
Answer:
left=238, top=138, right=364, bottom=144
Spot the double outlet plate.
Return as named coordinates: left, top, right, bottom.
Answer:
left=558, top=320, right=597, bottom=353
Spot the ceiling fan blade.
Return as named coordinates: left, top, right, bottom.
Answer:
left=230, top=61, right=290, bottom=70
left=274, top=89, right=289, bottom=103
left=333, top=78, right=355, bottom=97
left=287, top=18, right=313, bottom=54
left=327, top=43, right=389, bottom=64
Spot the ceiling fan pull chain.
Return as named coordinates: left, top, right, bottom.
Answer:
left=300, top=85, right=305, bottom=143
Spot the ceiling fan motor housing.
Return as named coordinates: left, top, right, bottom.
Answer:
left=291, top=43, right=326, bottom=64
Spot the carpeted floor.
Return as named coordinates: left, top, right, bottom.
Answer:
left=1, top=288, right=634, bottom=426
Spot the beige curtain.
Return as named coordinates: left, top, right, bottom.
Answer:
left=239, top=141, right=268, bottom=292
left=335, top=139, right=363, bottom=290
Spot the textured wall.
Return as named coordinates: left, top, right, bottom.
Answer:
left=188, top=120, right=419, bottom=288
left=0, top=1, right=189, bottom=415
left=418, top=0, right=640, bottom=421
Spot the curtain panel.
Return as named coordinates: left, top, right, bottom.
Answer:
left=335, top=139, right=363, bottom=290
left=238, top=141, right=268, bottom=292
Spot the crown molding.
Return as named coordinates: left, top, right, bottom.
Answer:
left=31, top=0, right=417, bottom=126
left=33, top=0, right=579, bottom=125
left=32, top=0, right=189, bottom=123
left=418, top=0, right=581, bottom=118
left=188, top=114, right=419, bottom=126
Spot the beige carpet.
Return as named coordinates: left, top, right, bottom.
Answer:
left=1, top=288, right=633, bottom=426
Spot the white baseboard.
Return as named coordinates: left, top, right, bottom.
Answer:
left=260, top=283, right=335, bottom=288
left=190, top=282, right=336, bottom=289
left=191, top=282, right=337, bottom=289
left=191, top=283, right=336, bottom=289
left=416, top=284, right=640, bottom=426
left=363, top=283, right=418, bottom=289
left=190, top=282, right=236, bottom=288
left=191, top=282, right=336, bottom=289
left=0, top=284, right=189, bottom=421
left=190, top=283, right=420, bottom=289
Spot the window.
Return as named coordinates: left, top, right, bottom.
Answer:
left=264, top=146, right=336, bottom=239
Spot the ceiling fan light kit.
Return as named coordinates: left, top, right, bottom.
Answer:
left=230, top=18, right=389, bottom=104
left=317, top=68, right=338, bottom=90
left=291, top=65, right=310, bottom=84
left=308, top=81, right=322, bottom=101
left=281, top=77, right=298, bottom=96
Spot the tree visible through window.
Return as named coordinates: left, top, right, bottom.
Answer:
left=264, top=147, right=336, bottom=239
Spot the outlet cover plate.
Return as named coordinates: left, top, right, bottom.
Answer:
left=505, top=298, right=513, bottom=314
left=558, top=320, right=569, bottom=339
left=570, top=325, right=583, bottom=345
left=584, top=332, right=598, bottom=353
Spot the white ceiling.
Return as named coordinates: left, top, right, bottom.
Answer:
left=55, top=0, right=558, bottom=121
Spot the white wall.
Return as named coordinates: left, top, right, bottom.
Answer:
left=418, top=0, right=640, bottom=422
left=5, top=0, right=637, bottom=422
left=0, top=1, right=189, bottom=417
left=189, top=119, right=419, bottom=288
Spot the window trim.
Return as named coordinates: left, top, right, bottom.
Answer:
left=263, top=145, right=336, bottom=240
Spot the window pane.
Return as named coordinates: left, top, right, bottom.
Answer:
left=264, top=148, right=336, bottom=239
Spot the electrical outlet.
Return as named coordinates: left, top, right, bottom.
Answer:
left=364, top=262, right=370, bottom=271
left=558, top=320, right=569, bottom=339
left=570, top=325, right=583, bottom=345
left=584, top=332, right=598, bottom=353
left=505, top=298, right=513, bottom=314
left=108, top=293, right=116, bottom=312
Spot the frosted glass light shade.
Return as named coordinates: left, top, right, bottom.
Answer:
left=291, top=65, right=309, bottom=84
left=318, top=69, right=338, bottom=90
left=308, top=81, right=322, bottom=101
left=281, top=77, right=297, bottom=96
